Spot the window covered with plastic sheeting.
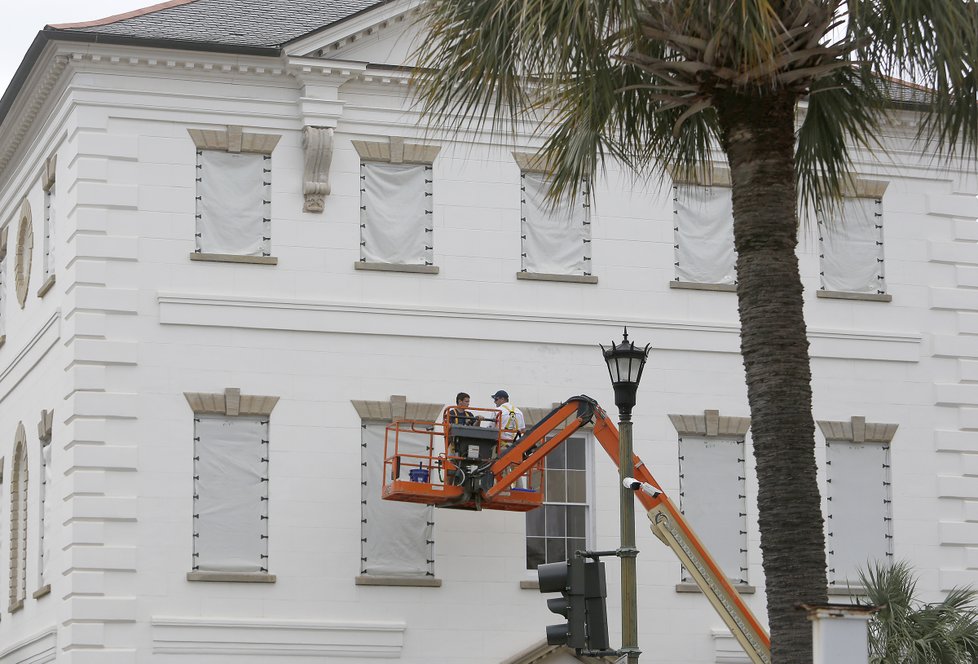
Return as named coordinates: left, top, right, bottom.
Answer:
left=359, top=163, right=433, bottom=266
left=520, top=173, right=591, bottom=276
left=826, top=440, right=893, bottom=587
left=673, top=184, right=736, bottom=285
left=192, top=415, right=270, bottom=573
left=360, top=423, right=434, bottom=577
left=195, top=150, right=271, bottom=257
left=819, top=197, right=885, bottom=295
left=678, top=435, right=749, bottom=584
left=525, top=436, right=590, bottom=569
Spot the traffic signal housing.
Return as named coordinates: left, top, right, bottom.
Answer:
left=538, top=557, right=587, bottom=649
left=537, top=557, right=609, bottom=653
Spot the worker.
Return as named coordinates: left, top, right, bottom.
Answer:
left=448, top=392, right=478, bottom=426
left=491, top=389, right=526, bottom=442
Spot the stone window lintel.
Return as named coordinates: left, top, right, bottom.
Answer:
left=817, top=417, right=898, bottom=444
left=668, top=411, right=751, bottom=438
left=352, top=137, right=440, bottom=165
left=184, top=388, right=279, bottom=417
left=188, top=125, right=281, bottom=155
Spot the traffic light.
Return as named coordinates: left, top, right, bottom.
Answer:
left=538, top=558, right=586, bottom=649
left=582, top=558, right=609, bottom=651
left=537, top=557, right=609, bottom=653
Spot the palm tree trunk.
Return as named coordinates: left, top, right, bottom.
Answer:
left=716, top=91, right=828, bottom=664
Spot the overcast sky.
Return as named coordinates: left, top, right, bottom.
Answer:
left=2, top=1, right=146, bottom=93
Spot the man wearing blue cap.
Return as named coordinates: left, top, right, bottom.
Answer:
left=490, top=389, right=525, bottom=442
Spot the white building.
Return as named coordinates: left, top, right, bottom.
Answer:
left=0, top=1, right=975, bottom=663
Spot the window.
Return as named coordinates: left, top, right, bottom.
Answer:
left=519, top=173, right=594, bottom=280
left=15, top=199, right=32, bottom=309
left=35, top=409, right=52, bottom=598
left=352, top=395, right=443, bottom=585
left=9, top=423, right=27, bottom=611
left=0, top=226, right=8, bottom=346
left=187, top=125, right=280, bottom=265
left=526, top=436, right=590, bottom=569
left=817, top=180, right=889, bottom=300
left=184, top=388, right=279, bottom=582
left=669, top=166, right=736, bottom=289
left=352, top=138, right=440, bottom=274
left=818, top=417, right=896, bottom=589
left=670, top=411, right=751, bottom=586
left=38, top=154, right=56, bottom=297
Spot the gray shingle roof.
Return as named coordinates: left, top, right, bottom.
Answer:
left=46, top=0, right=390, bottom=49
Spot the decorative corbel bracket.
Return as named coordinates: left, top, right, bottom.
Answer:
left=303, top=127, right=334, bottom=213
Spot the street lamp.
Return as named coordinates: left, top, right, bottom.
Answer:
left=600, top=327, right=650, bottom=664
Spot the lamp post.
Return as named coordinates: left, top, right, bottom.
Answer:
left=601, top=327, right=650, bottom=664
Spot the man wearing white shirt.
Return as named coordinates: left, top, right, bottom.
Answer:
left=490, top=389, right=526, bottom=442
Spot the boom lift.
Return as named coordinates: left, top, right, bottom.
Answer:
left=382, top=395, right=771, bottom=664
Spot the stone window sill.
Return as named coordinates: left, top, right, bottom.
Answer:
left=187, top=571, right=277, bottom=583
left=676, top=582, right=755, bottom=595
left=37, top=275, right=55, bottom=298
left=520, top=579, right=540, bottom=590
left=9, top=599, right=23, bottom=613
left=354, top=262, right=439, bottom=274
left=827, top=584, right=865, bottom=597
left=669, top=281, right=737, bottom=292
left=816, top=290, right=891, bottom=302
left=516, top=272, right=598, bottom=284
left=355, top=575, right=442, bottom=587
left=32, top=584, right=51, bottom=600
left=190, top=253, right=278, bottom=265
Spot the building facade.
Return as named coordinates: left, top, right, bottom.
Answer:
left=0, top=1, right=975, bottom=663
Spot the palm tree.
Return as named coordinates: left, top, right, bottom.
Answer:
left=859, top=561, right=978, bottom=663
left=410, top=2, right=978, bottom=663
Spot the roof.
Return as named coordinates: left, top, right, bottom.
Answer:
left=1, top=0, right=391, bottom=130
left=45, top=0, right=390, bottom=50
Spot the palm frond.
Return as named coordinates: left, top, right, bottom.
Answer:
left=795, top=64, right=888, bottom=216
left=858, top=561, right=978, bottom=664
left=850, top=0, right=978, bottom=161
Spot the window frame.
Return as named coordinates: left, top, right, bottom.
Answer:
left=668, top=410, right=755, bottom=593
left=9, top=422, right=28, bottom=612
left=524, top=433, right=595, bottom=571
left=512, top=152, right=596, bottom=284
left=668, top=165, right=738, bottom=292
left=352, top=137, right=440, bottom=275
left=33, top=409, right=53, bottom=600
left=816, top=177, right=891, bottom=302
left=818, top=417, right=896, bottom=592
left=352, top=395, right=444, bottom=587
left=37, top=154, right=56, bottom=298
left=187, top=125, right=281, bottom=266
left=184, top=388, right=279, bottom=583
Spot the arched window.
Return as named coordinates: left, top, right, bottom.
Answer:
left=9, top=423, right=28, bottom=611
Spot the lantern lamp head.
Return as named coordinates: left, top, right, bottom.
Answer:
left=600, top=327, right=650, bottom=417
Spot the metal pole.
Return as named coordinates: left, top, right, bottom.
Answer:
left=619, top=415, right=639, bottom=663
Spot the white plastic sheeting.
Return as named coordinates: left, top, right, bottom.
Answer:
left=819, top=198, right=884, bottom=294
left=196, top=150, right=270, bottom=256
left=679, top=436, right=748, bottom=583
left=193, top=416, right=269, bottom=573
left=39, top=441, right=52, bottom=587
left=360, top=163, right=432, bottom=265
left=0, top=257, right=6, bottom=337
left=361, top=424, right=434, bottom=577
left=44, top=184, right=55, bottom=280
left=826, top=441, right=892, bottom=586
left=674, top=185, right=737, bottom=285
left=521, top=172, right=590, bottom=275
